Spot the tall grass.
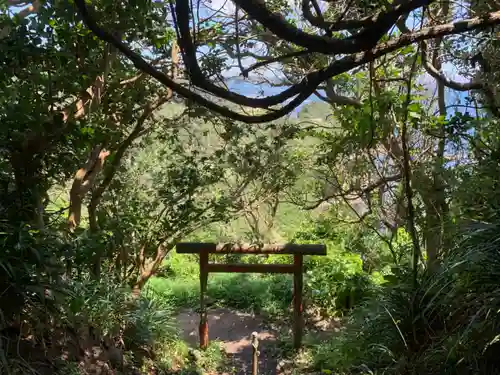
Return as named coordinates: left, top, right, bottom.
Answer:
left=148, top=247, right=377, bottom=319
left=313, top=223, right=500, bottom=375
left=148, top=271, right=294, bottom=317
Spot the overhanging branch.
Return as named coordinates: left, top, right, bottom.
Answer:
left=241, top=50, right=313, bottom=76
left=301, top=0, right=375, bottom=33
left=305, top=173, right=402, bottom=210
left=421, top=40, right=482, bottom=91
left=234, top=0, right=432, bottom=54
left=314, top=89, right=361, bottom=107
left=174, top=0, right=304, bottom=107
left=397, top=17, right=482, bottom=92
left=74, top=0, right=500, bottom=123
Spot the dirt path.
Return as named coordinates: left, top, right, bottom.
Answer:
left=175, top=308, right=282, bottom=375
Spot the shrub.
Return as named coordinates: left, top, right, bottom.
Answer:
left=312, top=266, right=425, bottom=374
left=149, top=271, right=293, bottom=317
left=62, top=277, right=176, bottom=359
left=313, top=223, right=500, bottom=375
left=305, top=252, right=375, bottom=316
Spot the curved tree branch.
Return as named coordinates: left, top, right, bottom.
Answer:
left=421, top=40, right=482, bottom=91
left=301, top=0, right=369, bottom=33
left=241, top=50, right=313, bottom=76
left=301, top=0, right=327, bottom=31
left=315, top=88, right=361, bottom=107
left=74, top=0, right=500, bottom=123
left=397, top=15, right=482, bottom=92
left=74, top=0, right=316, bottom=123
left=323, top=78, right=362, bottom=106
left=234, top=0, right=431, bottom=54
left=305, top=173, right=402, bottom=210
left=174, top=0, right=305, bottom=107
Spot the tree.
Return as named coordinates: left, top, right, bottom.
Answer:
left=282, top=0, right=494, bottom=275
left=72, top=108, right=303, bottom=291
left=73, top=0, right=500, bottom=123
left=1, top=0, right=307, bottom=290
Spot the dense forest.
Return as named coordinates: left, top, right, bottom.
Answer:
left=2, top=0, right=500, bottom=374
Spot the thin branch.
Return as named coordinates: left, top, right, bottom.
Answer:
left=301, top=0, right=327, bottom=30
left=397, top=18, right=482, bottom=91
left=314, top=89, right=361, bottom=107
left=241, top=50, right=312, bottom=77
left=401, top=48, right=421, bottom=287
left=304, top=173, right=402, bottom=210
left=234, top=4, right=246, bottom=76
left=74, top=0, right=500, bottom=123
left=234, top=0, right=431, bottom=54
left=421, top=40, right=482, bottom=91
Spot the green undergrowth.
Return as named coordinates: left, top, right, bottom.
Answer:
left=148, top=270, right=294, bottom=318
left=147, top=245, right=381, bottom=320
left=306, top=225, right=500, bottom=374
left=148, top=251, right=294, bottom=317
left=144, top=224, right=394, bottom=374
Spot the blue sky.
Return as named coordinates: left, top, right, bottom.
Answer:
left=226, top=78, right=317, bottom=117
left=7, top=1, right=473, bottom=118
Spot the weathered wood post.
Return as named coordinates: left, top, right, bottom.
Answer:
left=199, top=249, right=209, bottom=349
left=251, top=331, right=259, bottom=375
left=293, top=253, right=303, bottom=350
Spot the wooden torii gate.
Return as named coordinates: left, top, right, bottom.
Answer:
left=176, top=242, right=327, bottom=350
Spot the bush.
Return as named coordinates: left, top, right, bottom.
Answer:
left=305, top=252, right=375, bottom=316
left=312, top=266, right=428, bottom=374
left=313, top=223, right=500, bottom=375
left=294, top=215, right=394, bottom=270
left=0, top=224, right=68, bottom=374
left=62, top=277, right=176, bottom=359
left=149, top=271, right=293, bottom=317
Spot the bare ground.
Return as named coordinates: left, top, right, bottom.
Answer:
left=176, top=308, right=280, bottom=375
left=175, top=307, right=341, bottom=375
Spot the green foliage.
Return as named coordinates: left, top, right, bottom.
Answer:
left=150, top=217, right=385, bottom=319
left=0, top=228, right=64, bottom=375
left=295, top=216, right=381, bottom=315
left=149, top=263, right=293, bottom=318
left=1, top=1, right=500, bottom=375
left=305, top=253, right=374, bottom=316
left=313, top=222, right=500, bottom=374
left=313, top=267, right=421, bottom=373
left=62, top=277, right=176, bottom=350
left=0, top=222, right=64, bottom=325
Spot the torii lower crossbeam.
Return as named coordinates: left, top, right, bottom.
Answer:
left=176, top=242, right=327, bottom=350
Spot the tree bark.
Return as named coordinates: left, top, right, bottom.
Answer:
left=132, top=243, right=170, bottom=296
left=9, top=151, right=46, bottom=227
left=423, top=0, right=450, bottom=272
left=68, top=146, right=110, bottom=231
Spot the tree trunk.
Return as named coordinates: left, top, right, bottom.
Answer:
left=132, top=243, right=169, bottom=296
left=10, top=151, right=46, bottom=227
left=422, top=175, right=448, bottom=272
left=423, top=203, right=441, bottom=272
left=68, top=146, right=110, bottom=231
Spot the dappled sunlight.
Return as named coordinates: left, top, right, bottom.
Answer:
left=176, top=307, right=279, bottom=375
left=2, top=0, right=500, bottom=374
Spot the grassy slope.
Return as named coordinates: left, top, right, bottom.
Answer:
left=146, top=199, right=314, bottom=313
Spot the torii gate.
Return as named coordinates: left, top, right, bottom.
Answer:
left=176, top=242, right=327, bottom=350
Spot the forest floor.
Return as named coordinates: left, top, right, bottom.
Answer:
left=175, top=307, right=340, bottom=375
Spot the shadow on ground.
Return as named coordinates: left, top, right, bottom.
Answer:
left=176, top=308, right=281, bottom=375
